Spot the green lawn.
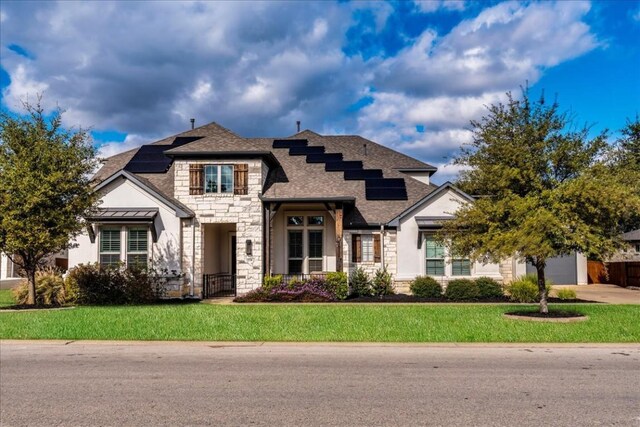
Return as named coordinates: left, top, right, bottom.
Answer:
left=0, top=290, right=638, bottom=342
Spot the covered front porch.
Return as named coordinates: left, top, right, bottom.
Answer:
left=264, top=200, right=348, bottom=278
left=202, top=223, right=237, bottom=297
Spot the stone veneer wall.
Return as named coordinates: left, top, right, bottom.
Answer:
left=499, top=258, right=515, bottom=284
left=343, top=229, right=398, bottom=279
left=175, top=159, right=265, bottom=296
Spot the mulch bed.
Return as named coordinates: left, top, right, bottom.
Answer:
left=0, top=305, right=75, bottom=312
left=341, top=294, right=597, bottom=303
left=504, top=310, right=589, bottom=322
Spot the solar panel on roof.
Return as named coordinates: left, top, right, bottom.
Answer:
left=124, top=135, right=204, bottom=173
left=172, top=136, right=204, bottom=146
left=344, top=169, right=383, bottom=180
left=365, top=178, right=406, bottom=188
left=306, top=153, right=343, bottom=163
left=273, top=139, right=308, bottom=149
left=365, top=187, right=408, bottom=200
left=325, top=161, right=364, bottom=171
left=289, top=146, right=325, bottom=156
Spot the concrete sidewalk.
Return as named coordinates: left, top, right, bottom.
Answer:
left=554, top=283, right=640, bottom=304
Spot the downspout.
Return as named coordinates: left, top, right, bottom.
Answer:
left=380, top=224, right=385, bottom=268
left=190, top=218, right=195, bottom=297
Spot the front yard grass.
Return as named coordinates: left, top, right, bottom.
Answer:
left=0, top=290, right=637, bottom=342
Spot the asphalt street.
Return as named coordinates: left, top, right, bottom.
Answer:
left=1, top=341, right=638, bottom=426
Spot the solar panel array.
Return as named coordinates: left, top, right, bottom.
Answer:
left=124, top=136, right=203, bottom=173
left=271, top=139, right=407, bottom=200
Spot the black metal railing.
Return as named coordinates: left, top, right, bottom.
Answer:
left=270, top=273, right=329, bottom=285
left=203, top=274, right=236, bottom=298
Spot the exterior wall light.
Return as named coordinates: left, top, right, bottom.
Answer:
left=246, top=239, right=252, bottom=256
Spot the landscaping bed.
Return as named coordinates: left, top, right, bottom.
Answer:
left=343, top=294, right=596, bottom=303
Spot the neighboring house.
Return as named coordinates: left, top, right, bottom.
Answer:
left=67, top=122, right=584, bottom=297
left=0, top=251, right=68, bottom=289
left=609, top=229, right=640, bottom=262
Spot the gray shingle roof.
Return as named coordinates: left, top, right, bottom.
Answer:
left=621, top=229, right=640, bottom=241
left=92, top=122, right=439, bottom=225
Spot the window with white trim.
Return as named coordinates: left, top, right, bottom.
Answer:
left=127, top=228, right=149, bottom=267
left=286, top=214, right=325, bottom=274
left=425, top=235, right=445, bottom=276
left=451, top=259, right=471, bottom=276
left=99, top=228, right=121, bottom=267
left=204, top=165, right=234, bottom=194
left=361, top=235, right=374, bottom=262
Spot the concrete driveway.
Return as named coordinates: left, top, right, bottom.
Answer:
left=1, top=341, right=639, bottom=426
left=554, top=283, right=640, bottom=304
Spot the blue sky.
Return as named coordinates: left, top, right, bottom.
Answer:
left=1, top=0, right=638, bottom=183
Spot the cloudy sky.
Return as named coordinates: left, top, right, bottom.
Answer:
left=1, top=0, right=638, bottom=183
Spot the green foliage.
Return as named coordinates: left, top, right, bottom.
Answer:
left=475, top=277, right=504, bottom=299
left=556, top=288, right=577, bottom=301
left=444, top=279, right=479, bottom=301
left=12, top=268, right=70, bottom=306
left=507, top=275, right=552, bottom=303
left=325, top=272, right=349, bottom=300
left=409, top=276, right=443, bottom=298
left=611, top=116, right=640, bottom=231
left=349, top=268, right=372, bottom=297
left=441, top=87, right=640, bottom=311
left=263, top=275, right=283, bottom=291
left=371, top=268, right=394, bottom=296
left=66, top=263, right=165, bottom=305
left=0, top=99, right=99, bottom=304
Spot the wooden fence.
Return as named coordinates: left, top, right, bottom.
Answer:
left=588, top=261, right=640, bottom=287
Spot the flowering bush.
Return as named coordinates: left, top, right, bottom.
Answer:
left=235, top=277, right=336, bottom=302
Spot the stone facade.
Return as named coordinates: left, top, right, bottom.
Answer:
left=343, top=229, right=397, bottom=278
left=174, top=159, right=265, bottom=295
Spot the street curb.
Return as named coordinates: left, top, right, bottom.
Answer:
left=2, top=339, right=639, bottom=349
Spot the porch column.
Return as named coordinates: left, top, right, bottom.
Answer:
left=335, top=203, right=343, bottom=272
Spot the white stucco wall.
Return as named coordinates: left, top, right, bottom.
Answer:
left=400, top=171, right=430, bottom=185
left=68, top=178, right=183, bottom=272
left=395, top=188, right=501, bottom=282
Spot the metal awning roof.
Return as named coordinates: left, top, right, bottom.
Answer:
left=86, top=208, right=159, bottom=221
left=415, top=216, right=453, bottom=229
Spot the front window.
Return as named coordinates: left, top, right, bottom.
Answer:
left=452, top=259, right=471, bottom=276
left=636, top=244, right=640, bottom=253
left=308, top=230, right=323, bottom=272
left=127, top=228, right=148, bottom=268
left=100, top=228, right=121, bottom=267
left=425, top=235, right=445, bottom=276
left=288, top=230, right=303, bottom=274
left=361, top=235, right=374, bottom=262
left=204, top=165, right=233, bottom=194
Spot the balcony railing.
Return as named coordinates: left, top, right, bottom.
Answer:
left=269, top=273, right=329, bottom=285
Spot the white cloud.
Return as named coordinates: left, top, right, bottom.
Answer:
left=97, top=134, right=152, bottom=158
left=0, top=1, right=600, bottom=181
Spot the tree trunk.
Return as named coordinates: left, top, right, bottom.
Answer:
left=535, top=261, right=548, bottom=314
left=26, top=267, right=36, bottom=306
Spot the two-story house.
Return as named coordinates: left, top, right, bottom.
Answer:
left=67, top=121, right=583, bottom=297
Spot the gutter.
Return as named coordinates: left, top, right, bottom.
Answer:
left=190, top=218, right=195, bottom=297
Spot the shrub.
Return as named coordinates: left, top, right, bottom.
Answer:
left=349, top=268, right=372, bottom=297
left=410, top=276, right=442, bottom=298
left=235, top=280, right=334, bottom=302
left=475, top=277, right=504, bottom=299
left=507, top=274, right=553, bottom=303
left=444, top=279, right=479, bottom=301
left=263, top=275, right=283, bottom=291
left=371, top=268, right=395, bottom=296
left=556, top=288, right=577, bottom=300
left=325, top=272, right=349, bottom=300
left=66, top=263, right=164, bottom=305
left=12, top=268, right=69, bottom=306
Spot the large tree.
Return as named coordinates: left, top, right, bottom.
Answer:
left=611, top=116, right=640, bottom=232
left=442, top=88, right=640, bottom=313
left=0, top=99, right=99, bottom=305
